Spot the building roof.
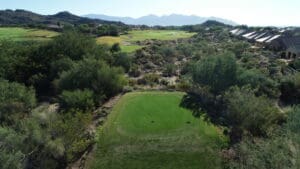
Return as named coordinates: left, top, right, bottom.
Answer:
left=281, top=36, right=300, bottom=53
left=256, top=36, right=271, bottom=43
left=230, top=28, right=247, bottom=36
left=242, top=31, right=256, bottom=38
left=230, top=29, right=239, bottom=34
left=265, top=35, right=281, bottom=43
left=254, top=33, right=267, bottom=40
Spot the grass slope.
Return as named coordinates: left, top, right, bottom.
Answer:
left=96, top=30, right=196, bottom=53
left=90, top=92, right=227, bottom=169
left=0, top=27, right=59, bottom=41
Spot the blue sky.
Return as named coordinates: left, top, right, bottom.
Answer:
left=1, top=0, right=300, bottom=26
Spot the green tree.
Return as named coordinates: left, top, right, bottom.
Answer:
left=224, top=86, right=283, bottom=142
left=191, top=52, right=237, bottom=95
left=227, top=42, right=250, bottom=58
left=59, top=89, right=95, bottom=112
left=237, top=68, right=279, bottom=98
left=227, top=106, right=300, bottom=169
left=280, top=73, right=300, bottom=104
left=0, top=127, right=25, bottom=169
left=57, top=58, right=126, bottom=103
left=111, top=43, right=121, bottom=53
left=113, top=52, right=132, bottom=72
left=0, top=80, right=36, bottom=125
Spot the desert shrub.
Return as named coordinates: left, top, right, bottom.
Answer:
left=176, top=80, right=191, bottom=91
left=59, top=89, right=94, bottom=112
left=113, top=52, right=132, bottom=72
left=57, top=58, right=126, bottom=104
left=163, top=64, right=177, bottom=77
left=129, top=64, right=141, bottom=77
left=110, top=43, right=121, bottom=53
left=237, top=68, right=279, bottom=98
left=227, top=106, right=300, bottom=169
left=0, top=127, right=25, bottom=169
left=280, top=73, right=300, bottom=104
left=143, top=73, right=160, bottom=86
left=0, top=80, right=36, bottom=124
left=224, top=86, right=283, bottom=142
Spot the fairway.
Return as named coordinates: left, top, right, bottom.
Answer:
left=96, top=30, right=196, bottom=53
left=121, top=30, right=196, bottom=42
left=0, top=27, right=59, bottom=41
left=90, top=92, right=227, bottom=169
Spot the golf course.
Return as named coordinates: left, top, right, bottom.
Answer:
left=89, top=92, right=227, bottom=169
left=96, top=30, right=196, bottom=53
left=0, top=27, right=59, bottom=41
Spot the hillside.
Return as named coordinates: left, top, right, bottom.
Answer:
left=83, top=13, right=237, bottom=26
left=0, top=9, right=124, bottom=26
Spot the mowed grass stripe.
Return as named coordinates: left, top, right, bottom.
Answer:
left=90, top=92, right=227, bottom=169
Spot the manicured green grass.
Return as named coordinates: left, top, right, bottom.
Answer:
left=120, top=45, right=143, bottom=53
left=0, top=27, right=59, bottom=41
left=121, top=30, right=196, bottom=42
left=90, top=92, right=227, bottom=169
left=96, top=30, right=195, bottom=53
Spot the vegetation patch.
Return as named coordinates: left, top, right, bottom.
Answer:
left=90, top=92, right=227, bottom=169
left=0, top=27, right=59, bottom=41
left=96, top=30, right=195, bottom=53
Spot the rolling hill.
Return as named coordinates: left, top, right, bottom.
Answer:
left=0, top=9, right=124, bottom=26
left=83, top=13, right=237, bottom=26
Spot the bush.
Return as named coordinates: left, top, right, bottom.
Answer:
left=59, top=89, right=95, bottom=112
left=57, top=58, right=126, bottom=104
left=237, top=68, right=279, bottom=98
left=0, top=80, right=36, bottom=124
left=20, top=106, right=93, bottom=167
left=290, top=59, right=300, bottom=70
left=227, top=106, right=300, bottom=169
left=111, top=43, right=121, bottom=53
left=227, top=136, right=294, bottom=169
left=163, top=64, right=177, bottom=77
left=280, top=73, right=300, bottom=104
left=0, top=127, right=25, bottom=169
left=129, top=64, right=141, bottom=77
left=58, top=112, right=93, bottom=162
left=191, top=52, right=237, bottom=95
left=176, top=80, right=191, bottom=91
left=225, top=86, right=283, bottom=142
left=113, top=52, right=132, bottom=72
left=143, top=73, right=160, bottom=86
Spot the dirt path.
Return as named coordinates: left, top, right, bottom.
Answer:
left=67, top=94, right=123, bottom=169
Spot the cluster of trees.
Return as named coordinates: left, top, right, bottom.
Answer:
left=0, top=30, right=129, bottom=169
left=77, top=24, right=130, bottom=36
left=227, top=106, right=300, bottom=169
left=180, top=48, right=300, bottom=167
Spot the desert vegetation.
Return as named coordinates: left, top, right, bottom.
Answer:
left=0, top=9, right=300, bottom=169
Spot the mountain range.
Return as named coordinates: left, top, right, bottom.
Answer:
left=83, top=14, right=237, bottom=26
left=0, top=9, right=123, bottom=26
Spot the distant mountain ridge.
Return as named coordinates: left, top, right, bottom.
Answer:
left=0, top=9, right=124, bottom=26
left=83, top=14, right=237, bottom=26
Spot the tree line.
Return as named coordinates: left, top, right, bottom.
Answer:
left=177, top=27, right=300, bottom=168
left=0, top=30, right=131, bottom=169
